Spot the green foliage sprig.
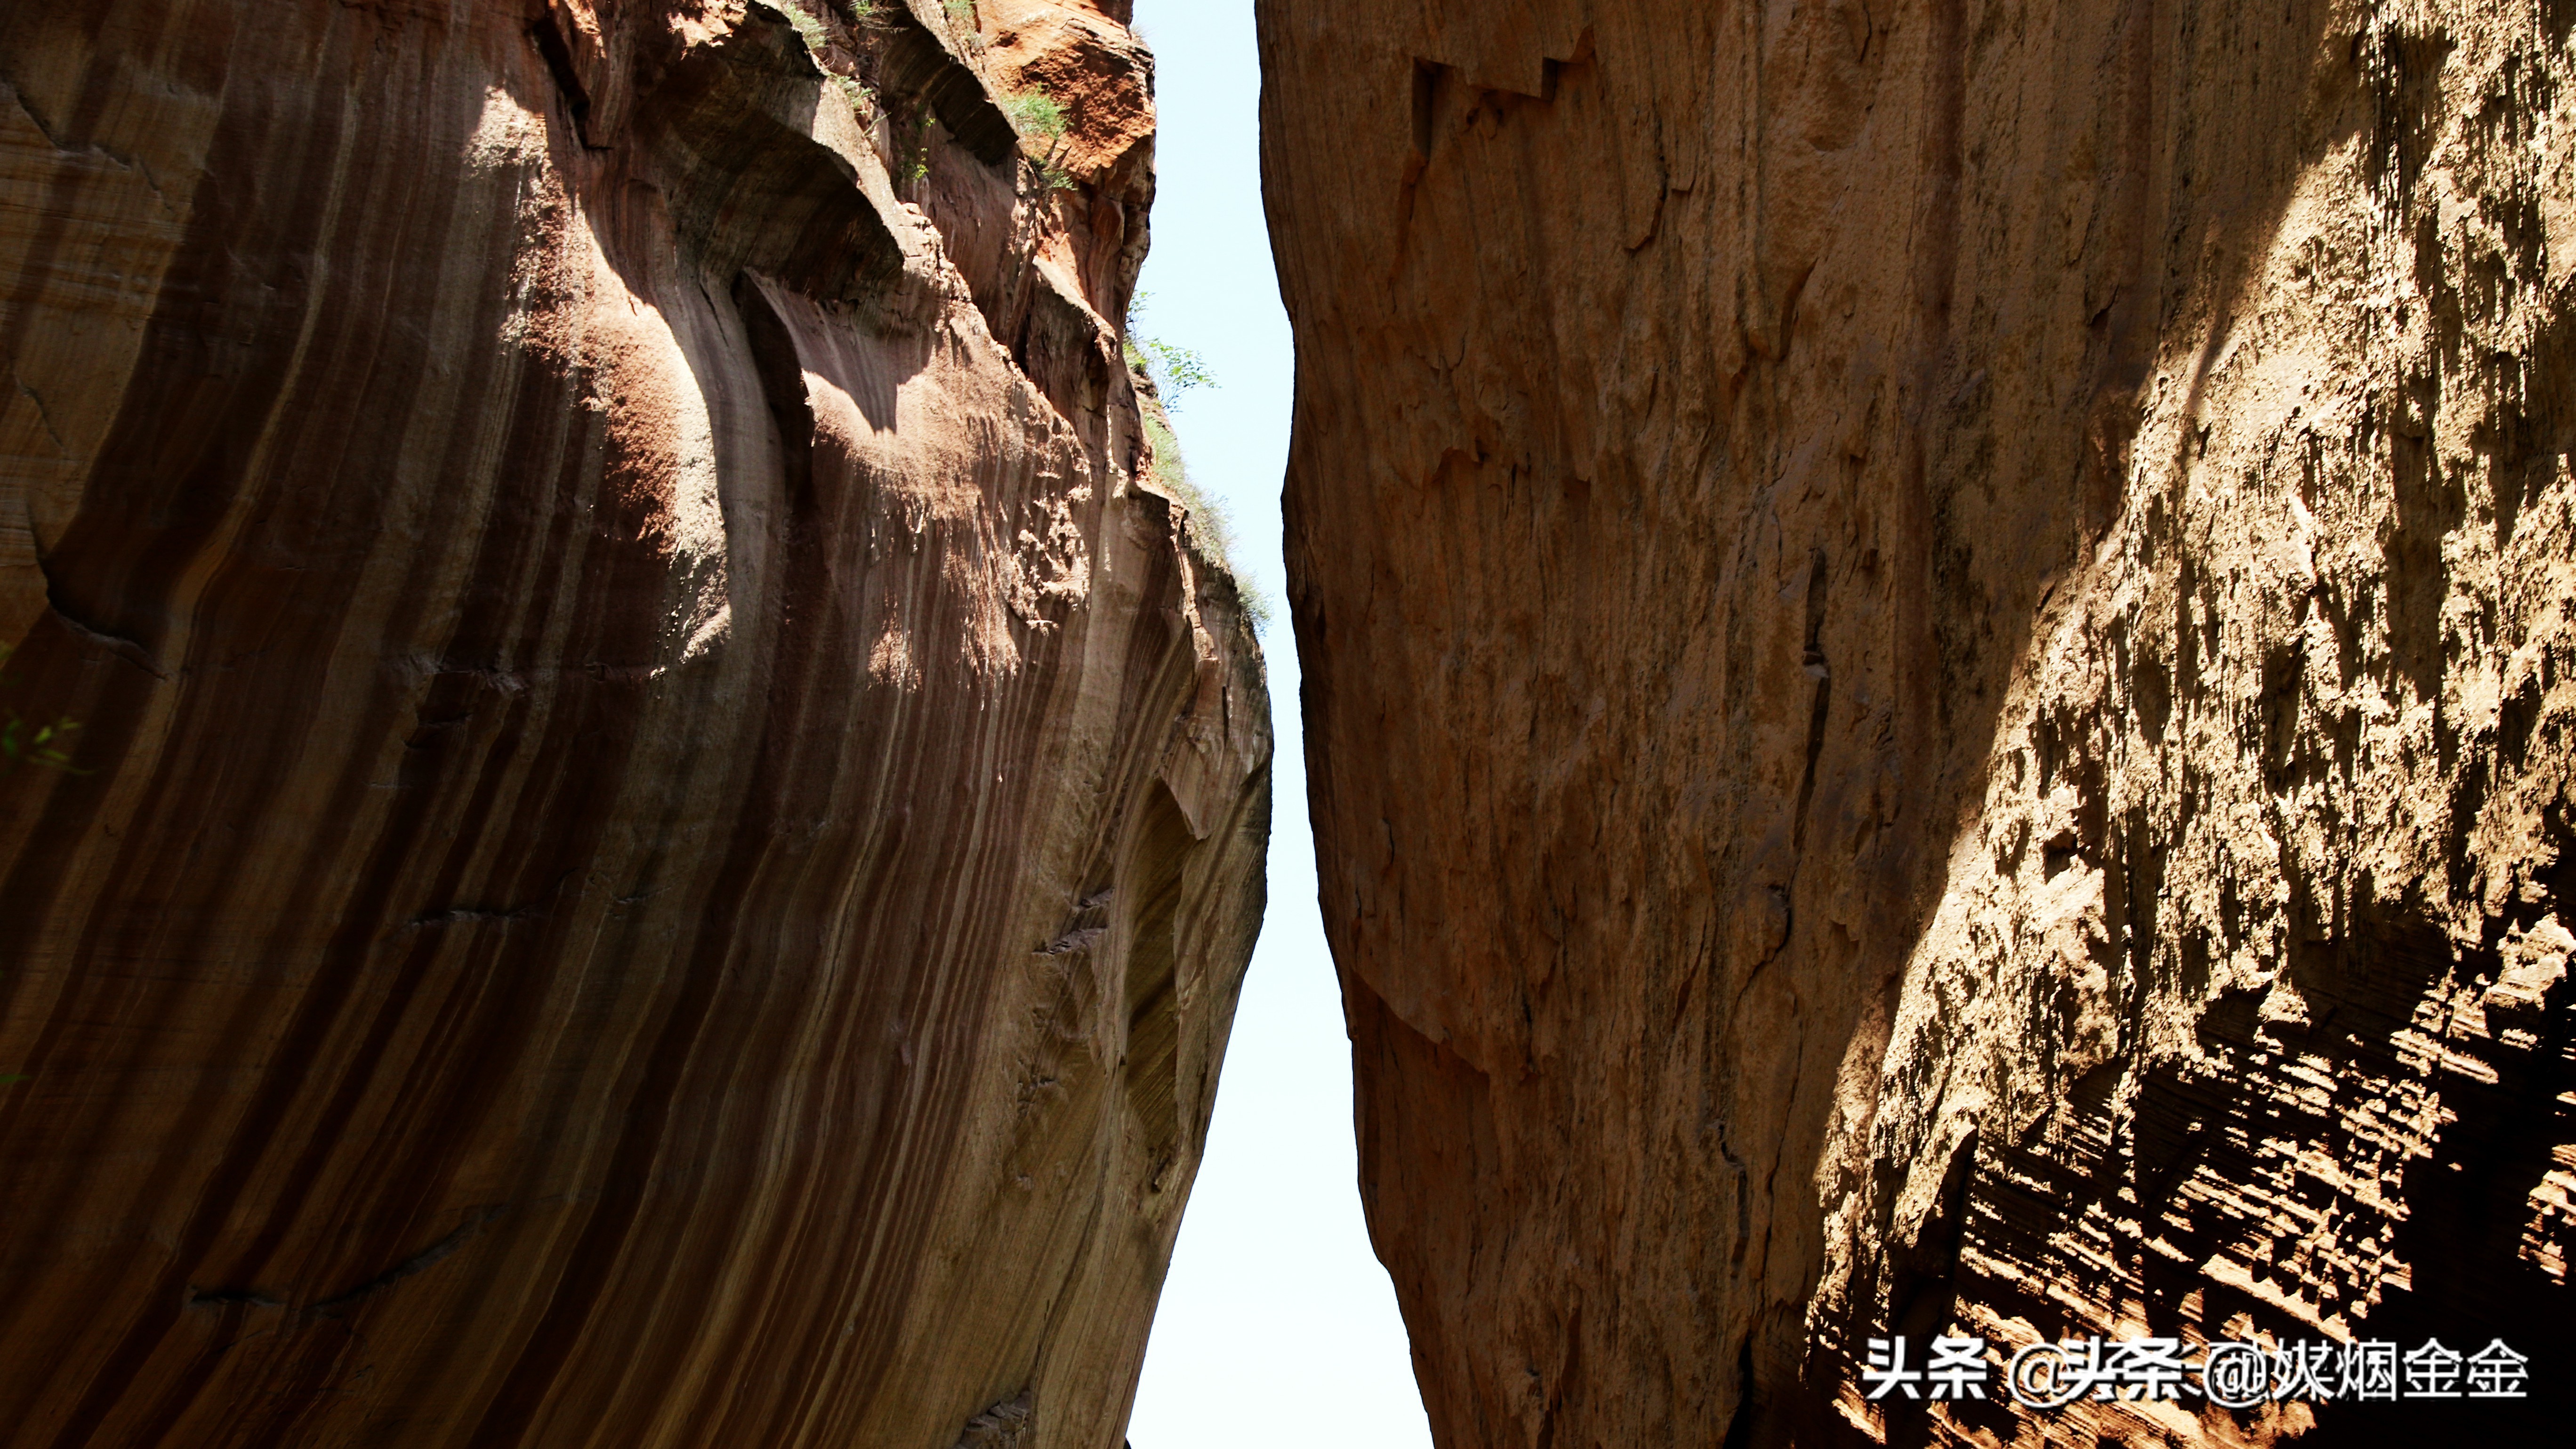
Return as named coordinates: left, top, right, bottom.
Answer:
left=1, top=713, right=83, bottom=775
left=0, top=647, right=84, bottom=776
left=1117, top=299, right=1270, bottom=629
left=1134, top=337, right=1213, bottom=400
left=1001, top=87, right=1081, bottom=193
left=772, top=1, right=877, bottom=120
left=1003, top=89, right=1067, bottom=139
left=1122, top=291, right=1217, bottom=405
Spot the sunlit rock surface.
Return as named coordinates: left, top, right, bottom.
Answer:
left=1260, top=0, right=2573, bottom=1442
left=0, top=3, right=1266, bottom=1445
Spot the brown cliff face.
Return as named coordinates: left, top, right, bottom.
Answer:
left=0, top=3, right=1266, bottom=1446
left=1261, top=1, right=2572, bottom=1444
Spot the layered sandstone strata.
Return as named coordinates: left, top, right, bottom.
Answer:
left=0, top=3, right=1266, bottom=1446
left=1261, top=0, right=2571, bottom=1443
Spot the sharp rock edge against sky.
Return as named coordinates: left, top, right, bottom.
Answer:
left=1123, top=4, right=1434, bottom=1447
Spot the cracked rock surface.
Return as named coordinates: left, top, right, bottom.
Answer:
left=0, top=3, right=1265, bottom=1446
left=1261, top=0, right=2572, bottom=1443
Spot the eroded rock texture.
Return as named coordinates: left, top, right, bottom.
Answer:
left=1262, top=0, right=2572, bottom=1443
left=0, top=3, right=1266, bottom=1446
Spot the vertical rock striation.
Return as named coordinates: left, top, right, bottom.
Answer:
left=1261, top=0, right=2571, bottom=1443
left=0, top=2, right=1266, bottom=1446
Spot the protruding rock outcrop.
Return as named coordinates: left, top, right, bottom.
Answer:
left=1262, top=0, right=2570, bottom=1443
left=0, top=3, right=1265, bottom=1446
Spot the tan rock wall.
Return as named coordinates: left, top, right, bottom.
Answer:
left=1260, top=0, right=2571, bottom=1443
left=0, top=3, right=1265, bottom=1446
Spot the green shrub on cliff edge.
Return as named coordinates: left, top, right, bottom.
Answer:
left=1133, top=336, right=1213, bottom=399
left=1138, top=402, right=1230, bottom=559
left=1001, top=86, right=1079, bottom=192
left=1124, top=290, right=1216, bottom=403
left=1120, top=310, right=1271, bottom=631
left=1002, top=89, right=1067, bottom=140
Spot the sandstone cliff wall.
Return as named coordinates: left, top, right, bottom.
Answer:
left=0, top=3, right=1266, bottom=1446
left=1261, top=0, right=2571, bottom=1444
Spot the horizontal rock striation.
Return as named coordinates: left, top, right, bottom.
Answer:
left=0, top=2, right=1265, bottom=1446
left=1260, top=0, right=2571, bottom=1444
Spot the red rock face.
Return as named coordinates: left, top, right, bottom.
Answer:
left=0, top=3, right=1265, bottom=1446
left=1261, top=1, right=2573, bottom=1444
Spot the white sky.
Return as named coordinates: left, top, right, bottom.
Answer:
left=1122, top=4, right=1435, bottom=1446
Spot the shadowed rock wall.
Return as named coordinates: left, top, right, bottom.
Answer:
left=0, top=3, right=1265, bottom=1446
left=1260, top=0, right=2572, bottom=1443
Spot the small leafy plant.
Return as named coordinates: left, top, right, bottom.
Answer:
left=0, top=647, right=83, bottom=777
left=774, top=0, right=831, bottom=50
left=1117, top=301, right=1270, bottom=628
left=772, top=1, right=877, bottom=120
left=1003, top=89, right=1067, bottom=141
left=1123, top=292, right=1217, bottom=406
left=895, top=110, right=937, bottom=187
left=1134, top=337, right=1213, bottom=401
left=1002, top=87, right=1079, bottom=193
left=1, top=712, right=83, bottom=775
